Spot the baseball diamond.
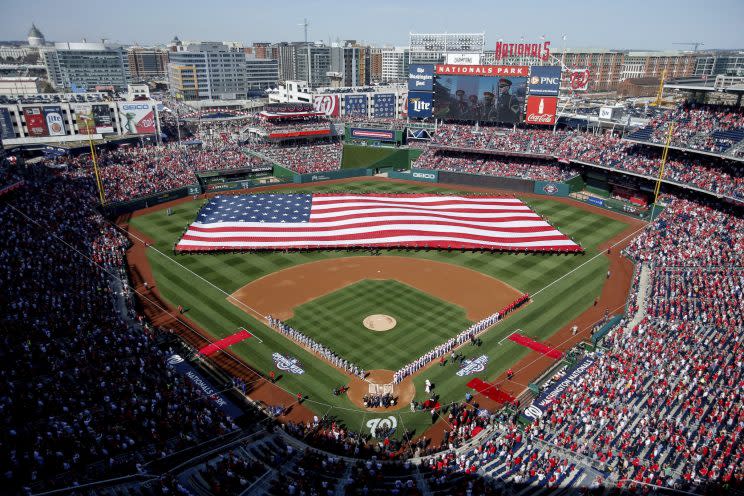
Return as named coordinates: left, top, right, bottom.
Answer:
left=126, top=178, right=633, bottom=443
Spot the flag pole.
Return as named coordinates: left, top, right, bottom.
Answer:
left=88, top=129, right=106, bottom=207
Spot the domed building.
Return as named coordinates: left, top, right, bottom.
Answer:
left=27, top=24, right=45, bottom=47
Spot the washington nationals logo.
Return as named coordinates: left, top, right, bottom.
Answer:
left=313, top=95, right=338, bottom=116
left=167, top=354, right=185, bottom=365
left=570, top=70, right=590, bottom=91
left=366, top=416, right=397, bottom=437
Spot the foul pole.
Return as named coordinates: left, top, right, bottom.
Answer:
left=87, top=133, right=106, bottom=206
left=650, top=123, right=674, bottom=220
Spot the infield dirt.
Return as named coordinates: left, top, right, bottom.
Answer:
left=229, top=256, right=523, bottom=322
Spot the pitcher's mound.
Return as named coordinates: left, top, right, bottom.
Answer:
left=364, top=314, right=397, bottom=331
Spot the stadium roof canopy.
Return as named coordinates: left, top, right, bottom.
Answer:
left=665, top=76, right=744, bottom=95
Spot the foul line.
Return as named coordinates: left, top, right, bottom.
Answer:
left=122, top=227, right=265, bottom=343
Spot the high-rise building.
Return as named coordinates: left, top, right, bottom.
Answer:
left=370, top=47, right=383, bottom=83
left=296, top=44, right=331, bottom=88
left=245, top=56, right=279, bottom=91
left=252, top=43, right=272, bottom=60
left=42, top=42, right=130, bottom=91
left=167, top=42, right=248, bottom=100
left=330, top=42, right=371, bottom=87
left=620, top=51, right=697, bottom=81
left=272, top=42, right=301, bottom=82
left=694, top=51, right=744, bottom=77
left=127, top=47, right=169, bottom=81
left=381, top=47, right=409, bottom=83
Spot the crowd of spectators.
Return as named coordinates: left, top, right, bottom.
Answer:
left=57, top=144, right=265, bottom=202
left=426, top=123, right=743, bottom=199
left=642, top=103, right=744, bottom=153
left=251, top=141, right=343, bottom=173
left=0, top=168, right=239, bottom=492
left=415, top=149, right=580, bottom=182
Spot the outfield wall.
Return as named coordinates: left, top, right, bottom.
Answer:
left=293, top=168, right=372, bottom=183
left=105, top=184, right=201, bottom=216
left=437, top=171, right=535, bottom=193
left=341, top=144, right=422, bottom=170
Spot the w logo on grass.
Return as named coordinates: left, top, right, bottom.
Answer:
left=366, top=416, right=397, bottom=437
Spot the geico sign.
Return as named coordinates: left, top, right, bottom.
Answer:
left=122, top=104, right=151, bottom=110
left=412, top=172, right=435, bottom=179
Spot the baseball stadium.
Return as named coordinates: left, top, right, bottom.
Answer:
left=1, top=17, right=743, bottom=496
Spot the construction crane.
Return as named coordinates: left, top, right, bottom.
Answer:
left=672, top=42, right=704, bottom=52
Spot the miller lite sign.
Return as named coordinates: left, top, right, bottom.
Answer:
left=525, top=96, right=557, bottom=125
left=407, top=91, right=433, bottom=119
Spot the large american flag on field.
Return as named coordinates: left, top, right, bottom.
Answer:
left=175, top=194, right=581, bottom=252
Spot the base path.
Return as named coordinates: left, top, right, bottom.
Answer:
left=230, top=256, right=523, bottom=322
left=347, top=369, right=415, bottom=412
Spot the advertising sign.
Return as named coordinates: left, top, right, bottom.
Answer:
left=344, top=95, right=368, bottom=117
left=569, top=69, right=590, bottom=91
left=43, top=106, right=66, bottom=136
left=433, top=74, right=527, bottom=123
left=0, top=108, right=15, bottom=139
left=534, top=180, right=570, bottom=197
left=408, top=64, right=434, bottom=91
left=445, top=53, right=482, bottom=65
left=525, top=96, right=558, bottom=126
left=23, top=107, right=48, bottom=137
left=528, top=66, right=562, bottom=96
left=166, top=354, right=243, bottom=418
left=350, top=128, right=395, bottom=141
left=407, top=92, right=433, bottom=119
left=523, top=356, right=594, bottom=420
left=73, top=104, right=96, bottom=135
left=92, top=104, right=114, bottom=133
left=435, top=64, right=529, bottom=77
left=372, top=93, right=396, bottom=118
left=312, top=95, right=340, bottom=117
left=495, top=40, right=551, bottom=61
left=599, top=107, right=613, bottom=120
left=389, top=167, right=438, bottom=182
left=118, top=102, right=156, bottom=134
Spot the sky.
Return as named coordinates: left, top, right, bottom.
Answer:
left=1, top=0, right=743, bottom=50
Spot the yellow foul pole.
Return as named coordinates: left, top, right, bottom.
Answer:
left=87, top=132, right=106, bottom=206
left=649, top=123, right=674, bottom=220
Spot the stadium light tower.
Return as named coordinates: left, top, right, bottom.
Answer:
left=299, top=18, right=310, bottom=84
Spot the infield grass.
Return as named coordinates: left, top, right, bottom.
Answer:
left=129, top=179, right=631, bottom=438
left=287, top=279, right=472, bottom=371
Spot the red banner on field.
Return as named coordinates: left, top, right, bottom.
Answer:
left=525, top=96, right=557, bottom=125
left=508, top=333, right=563, bottom=359
left=466, top=378, right=516, bottom=403
left=199, top=329, right=253, bottom=356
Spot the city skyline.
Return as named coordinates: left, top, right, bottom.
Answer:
left=2, top=0, right=743, bottom=51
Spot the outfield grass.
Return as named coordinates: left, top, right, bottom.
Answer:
left=129, top=179, right=630, bottom=438
left=287, top=279, right=472, bottom=371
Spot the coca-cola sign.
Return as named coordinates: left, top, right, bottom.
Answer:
left=525, top=96, right=557, bottom=126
